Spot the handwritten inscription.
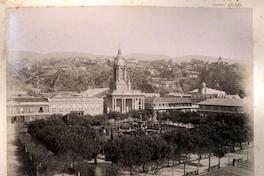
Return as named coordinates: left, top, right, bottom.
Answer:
left=228, top=2, right=242, bottom=7
left=211, top=0, right=243, bottom=8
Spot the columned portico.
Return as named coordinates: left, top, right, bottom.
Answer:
left=110, top=97, right=144, bottom=113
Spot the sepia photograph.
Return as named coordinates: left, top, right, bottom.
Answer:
left=6, top=6, right=254, bottom=176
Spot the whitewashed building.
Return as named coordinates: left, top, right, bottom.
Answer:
left=48, top=93, right=104, bottom=116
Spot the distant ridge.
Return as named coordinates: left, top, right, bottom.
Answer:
left=126, top=53, right=248, bottom=65
left=8, top=51, right=110, bottom=70
left=125, top=53, right=170, bottom=61
left=8, top=51, right=249, bottom=69
left=8, top=50, right=108, bottom=62
left=170, top=55, right=249, bottom=65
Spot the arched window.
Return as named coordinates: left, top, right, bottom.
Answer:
left=39, top=107, right=43, bottom=113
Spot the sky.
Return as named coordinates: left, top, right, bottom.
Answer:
left=7, top=7, right=253, bottom=60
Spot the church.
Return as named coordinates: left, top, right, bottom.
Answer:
left=105, top=49, right=145, bottom=113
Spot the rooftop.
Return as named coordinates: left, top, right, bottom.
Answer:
left=52, top=94, right=82, bottom=98
left=81, top=88, right=109, bottom=97
left=165, top=93, right=191, bottom=97
left=189, top=87, right=226, bottom=95
left=41, top=91, right=78, bottom=98
left=197, top=98, right=245, bottom=107
left=146, top=97, right=192, bottom=104
left=8, top=97, right=48, bottom=103
left=7, top=91, right=27, bottom=96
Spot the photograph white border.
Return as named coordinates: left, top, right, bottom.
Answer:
left=0, top=0, right=263, bottom=176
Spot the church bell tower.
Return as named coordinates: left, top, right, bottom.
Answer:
left=113, top=49, right=131, bottom=91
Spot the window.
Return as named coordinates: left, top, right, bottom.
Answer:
left=39, top=107, right=43, bottom=113
left=10, top=108, right=14, bottom=114
left=8, top=108, right=12, bottom=114
left=19, top=107, right=24, bottom=114
left=11, top=117, right=17, bottom=124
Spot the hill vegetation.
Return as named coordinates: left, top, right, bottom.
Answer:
left=7, top=51, right=251, bottom=96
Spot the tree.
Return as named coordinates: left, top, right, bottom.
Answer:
left=173, top=129, right=196, bottom=176
left=213, top=147, right=226, bottom=167
left=199, top=61, right=246, bottom=95
left=192, top=129, right=214, bottom=175
left=136, top=136, right=153, bottom=172
left=148, top=136, right=170, bottom=173
left=104, top=138, right=123, bottom=163
left=105, top=164, right=121, bottom=176
left=27, top=118, right=103, bottom=166
left=162, top=128, right=185, bottom=165
left=105, top=135, right=170, bottom=175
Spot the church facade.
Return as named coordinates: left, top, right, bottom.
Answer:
left=105, top=49, right=145, bottom=113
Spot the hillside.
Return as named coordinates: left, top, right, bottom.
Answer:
left=171, top=55, right=249, bottom=65
left=8, top=51, right=110, bottom=71
left=8, top=51, right=249, bottom=68
left=126, top=53, right=248, bottom=65
left=6, top=51, right=250, bottom=97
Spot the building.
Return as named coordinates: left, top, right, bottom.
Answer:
left=7, top=94, right=50, bottom=135
left=187, top=70, right=199, bottom=78
left=189, top=82, right=226, bottom=102
left=105, top=49, right=145, bottom=113
left=40, top=91, right=78, bottom=98
left=48, top=93, right=104, bottom=116
left=7, top=95, right=50, bottom=124
left=197, top=98, right=246, bottom=115
left=145, top=96, right=195, bottom=118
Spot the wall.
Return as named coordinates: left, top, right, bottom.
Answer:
left=49, top=96, right=104, bottom=115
